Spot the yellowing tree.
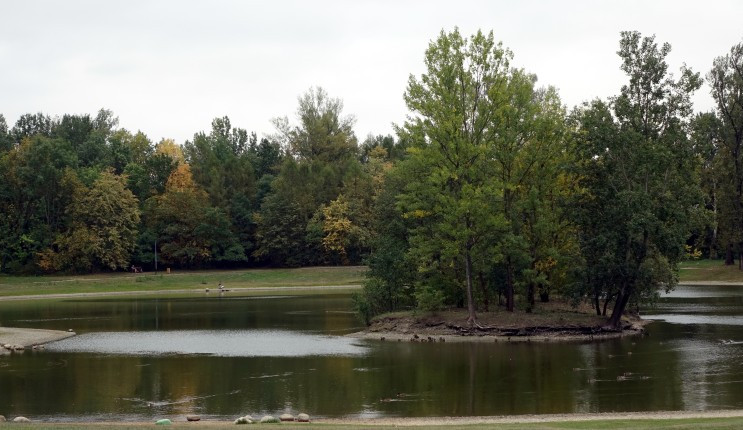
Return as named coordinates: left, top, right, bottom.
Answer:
left=40, top=170, right=140, bottom=272
left=155, top=138, right=184, bottom=163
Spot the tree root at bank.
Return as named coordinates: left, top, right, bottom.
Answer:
left=363, top=311, right=646, bottom=341
left=443, top=321, right=639, bottom=337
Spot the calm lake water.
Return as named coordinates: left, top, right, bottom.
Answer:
left=0, top=286, right=742, bottom=421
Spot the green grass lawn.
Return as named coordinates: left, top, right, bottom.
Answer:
left=679, top=259, right=743, bottom=282
left=8, top=416, right=743, bottom=429
left=0, top=266, right=367, bottom=297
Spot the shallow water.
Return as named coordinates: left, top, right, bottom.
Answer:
left=1, top=286, right=742, bottom=421
left=47, top=330, right=368, bottom=357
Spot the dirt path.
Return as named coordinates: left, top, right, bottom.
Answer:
left=0, top=284, right=361, bottom=302
left=680, top=281, right=743, bottom=286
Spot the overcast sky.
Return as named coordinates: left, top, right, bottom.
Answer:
left=1, top=0, right=742, bottom=144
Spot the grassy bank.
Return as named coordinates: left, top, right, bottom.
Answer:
left=7, top=416, right=743, bottom=429
left=0, top=259, right=736, bottom=299
left=679, top=259, right=743, bottom=282
left=0, top=266, right=366, bottom=298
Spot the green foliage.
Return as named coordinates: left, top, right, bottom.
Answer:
left=708, top=41, right=743, bottom=264
left=355, top=171, right=415, bottom=322
left=413, top=283, right=446, bottom=312
left=39, top=170, right=140, bottom=272
left=254, top=87, right=370, bottom=266
left=0, top=29, right=729, bottom=292
left=571, top=31, right=702, bottom=326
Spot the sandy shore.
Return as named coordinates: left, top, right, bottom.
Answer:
left=0, top=327, right=75, bottom=349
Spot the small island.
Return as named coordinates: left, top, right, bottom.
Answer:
left=352, top=301, right=647, bottom=343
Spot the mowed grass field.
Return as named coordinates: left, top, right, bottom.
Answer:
left=0, top=258, right=739, bottom=298
left=679, top=259, right=743, bottom=282
left=7, top=416, right=743, bottom=429
left=0, top=266, right=367, bottom=298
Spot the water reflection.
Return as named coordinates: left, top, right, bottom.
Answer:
left=0, top=287, right=742, bottom=420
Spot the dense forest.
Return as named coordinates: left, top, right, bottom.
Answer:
left=2, top=30, right=742, bottom=327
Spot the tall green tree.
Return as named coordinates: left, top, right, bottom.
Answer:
left=0, top=135, right=78, bottom=272
left=39, top=171, right=140, bottom=272
left=573, top=32, right=703, bottom=328
left=0, top=114, right=11, bottom=153
left=709, top=41, right=743, bottom=267
left=399, top=29, right=512, bottom=322
left=11, top=113, right=55, bottom=142
left=255, top=87, right=363, bottom=266
left=398, top=28, right=566, bottom=321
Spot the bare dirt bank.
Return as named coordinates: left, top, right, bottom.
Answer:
left=352, top=305, right=647, bottom=343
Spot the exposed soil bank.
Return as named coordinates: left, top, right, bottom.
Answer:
left=351, top=305, right=647, bottom=343
left=0, top=327, right=75, bottom=349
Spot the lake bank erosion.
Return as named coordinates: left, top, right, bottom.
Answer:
left=351, top=303, right=648, bottom=343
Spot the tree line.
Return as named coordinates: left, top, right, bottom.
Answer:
left=1, top=29, right=742, bottom=327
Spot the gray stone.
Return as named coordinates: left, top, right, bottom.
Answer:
left=260, top=415, right=280, bottom=423
left=297, top=413, right=310, bottom=422
left=279, top=413, right=294, bottom=422
left=186, top=414, right=200, bottom=421
left=234, top=416, right=251, bottom=424
left=0, top=415, right=6, bottom=422
left=13, top=416, right=31, bottom=423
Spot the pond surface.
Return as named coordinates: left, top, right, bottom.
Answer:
left=0, top=286, right=742, bottom=421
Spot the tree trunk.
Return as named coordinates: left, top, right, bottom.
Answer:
left=505, top=255, right=515, bottom=312
left=602, top=293, right=613, bottom=316
left=539, top=289, right=549, bottom=302
left=478, top=271, right=489, bottom=312
left=594, top=292, right=601, bottom=316
left=607, top=285, right=631, bottom=329
left=710, top=181, right=718, bottom=259
left=464, top=249, right=477, bottom=325
left=525, top=283, right=534, bottom=313
left=726, top=243, right=734, bottom=265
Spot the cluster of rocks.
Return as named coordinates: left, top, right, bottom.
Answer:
left=403, top=334, right=446, bottom=343
left=149, top=413, right=310, bottom=425
left=234, top=413, right=310, bottom=424
left=1, top=343, right=45, bottom=352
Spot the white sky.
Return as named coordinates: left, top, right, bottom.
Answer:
left=1, top=0, right=741, bottom=144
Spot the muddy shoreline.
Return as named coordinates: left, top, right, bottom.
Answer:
left=351, top=308, right=648, bottom=343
